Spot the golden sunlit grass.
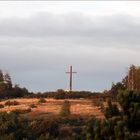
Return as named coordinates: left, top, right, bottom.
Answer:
left=0, top=98, right=105, bottom=119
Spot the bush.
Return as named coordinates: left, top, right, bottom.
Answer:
left=38, top=98, right=46, bottom=103
left=37, top=133, right=50, bottom=140
left=30, top=119, right=59, bottom=138
left=117, top=90, right=140, bottom=131
left=104, top=99, right=120, bottom=118
left=5, top=100, right=19, bottom=106
left=0, top=104, right=4, bottom=108
left=59, top=126, right=72, bottom=138
left=60, top=100, right=71, bottom=117
left=11, top=108, right=31, bottom=114
left=30, top=104, right=37, bottom=108
left=0, top=133, right=14, bottom=140
left=0, top=111, right=19, bottom=139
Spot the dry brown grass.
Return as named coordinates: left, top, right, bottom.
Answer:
left=0, top=98, right=105, bottom=119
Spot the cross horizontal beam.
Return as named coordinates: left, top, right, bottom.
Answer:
left=66, top=72, right=77, bottom=73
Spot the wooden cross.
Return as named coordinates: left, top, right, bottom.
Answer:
left=66, top=66, right=77, bottom=91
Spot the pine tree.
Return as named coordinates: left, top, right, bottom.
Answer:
left=0, top=70, right=4, bottom=83
left=60, top=100, right=71, bottom=117
left=4, top=73, right=12, bottom=89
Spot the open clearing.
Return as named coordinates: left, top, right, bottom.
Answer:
left=0, top=98, right=104, bottom=119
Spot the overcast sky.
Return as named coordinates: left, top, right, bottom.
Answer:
left=0, top=1, right=140, bottom=92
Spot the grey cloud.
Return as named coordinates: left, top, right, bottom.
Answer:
left=0, top=12, right=140, bottom=50
left=0, top=12, right=140, bottom=92
left=0, top=13, right=140, bottom=38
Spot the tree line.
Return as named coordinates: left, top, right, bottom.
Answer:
left=0, top=70, right=104, bottom=99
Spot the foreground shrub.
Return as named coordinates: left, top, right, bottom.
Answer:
left=30, top=104, right=37, bottom=108
left=0, top=133, right=14, bottom=140
left=60, top=100, right=71, bottom=117
left=37, top=133, right=50, bottom=140
left=11, top=108, right=31, bottom=114
left=0, top=111, right=19, bottom=139
left=104, top=99, right=120, bottom=118
left=5, top=100, right=19, bottom=106
left=117, top=90, right=140, bottom=131
left=30, top=119, right=59, bottom=138
left=0, top=104, right=4, bottom=108
left=38, top=98, right=46, bottom=103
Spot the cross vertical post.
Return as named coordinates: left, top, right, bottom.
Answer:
left=66, top=66, right=77, bottom=91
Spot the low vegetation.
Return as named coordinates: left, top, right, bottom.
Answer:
left=0, top=90, right=139, bottom=140
left=11, top=108, right=31, bottom=114
left=30, top=104, right=37, bottom=108
left=104, top=99, right=120, bottom=118
left=0, top=104, right=4, bottom=108
left=38, top=98, right=46, bottom=103
left=5, top=100, right=19, bottom=106
left=60, top=100, right=71, bottom=117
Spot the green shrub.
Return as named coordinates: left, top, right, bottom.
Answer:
left=60, top=100, right=71, bottom=117
left=30, top=104, right=37, bottom=108
left=11, top=108, right=31, bottom=114
left=30, top=119, right=59, bottom=138
left=5, top=100, right=19, bottom=106
left=117, top=90, right=140, bottom=131
left=104, top=99, right=120, bottom=118
left=0, top=111, right=18, bottom=139
left=0, top=104, right=4, bottom=108
left=0, top=133, right=14, bottom=140
left=37, top=133, right=50, bottom=140
left=38, top=98, right=46, bottom=103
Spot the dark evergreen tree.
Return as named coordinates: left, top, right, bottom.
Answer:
left=60, top=100, right=71, bottom=117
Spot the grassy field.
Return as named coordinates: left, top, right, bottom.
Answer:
left=0, top=98, right=105, bottom=119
